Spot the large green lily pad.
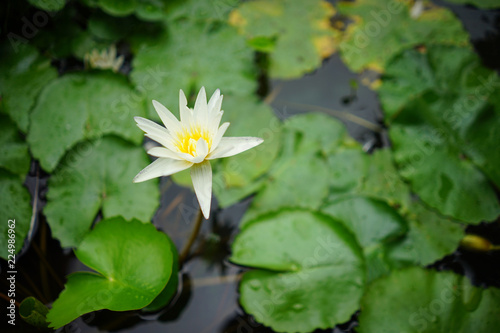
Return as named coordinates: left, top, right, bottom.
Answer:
left=0, top=171, right=32, bottom=260
left=358, top=267, right=500, bottom=333
left=47, top=217, right=175, bottom=329
left=44, top=136, right=159, bottom=248
left=385, top=202, right=464, bottom=267
left=337, top=0, right=469, bottom=72
left=390, top=95, right=500, bottom=223
left=229, top=0, right=339, bottom=78
left=131, top=20, right=256, bottom=120
left=231, top=210, right=365, bottom=333
left=0, top=43, right=57, bottom=133
left=28, top=72, right=146, bottom=172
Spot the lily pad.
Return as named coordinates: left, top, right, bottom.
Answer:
left=28, top=0, right=67, bottom=11
left=231, top=210, right=365, bottom=333
left=47, top=217, right=175, bottom=329
left=28, top=72, right=146, bottom=172
left=322, top=196, right=407, bottom=250
left=445, top=0, right=500, bottom=8
left=0, top=171, right=31, bottom=260
left=229, top=0, right=339, bottom=78
left=0, top=115, right=30, bottom=176
left=167, top=0, right=240, bottom=22
left=131, top=20, right=256, bottom=120
left=337, top=0, right=469, bottom=72
left=20, top=297, right=49, bottom=329
left=385, top=202, right=464, bottom=267
left=358, top=267, right=500, bottom=333
left=240, top=151, right=330, bottom=226
left=378, top=45, right=498, bottom=121
left=44, top=136, right=159, bottom=248
left=0, top=43, right=57, bottom=133
left=390, top=95, right=500, bottom=223
left=357, top=148, right=411, bottom=211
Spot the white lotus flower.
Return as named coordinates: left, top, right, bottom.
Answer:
left=133, top=87, right=264, bottom=219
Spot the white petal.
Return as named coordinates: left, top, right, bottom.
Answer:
left=191, top=138, right=209, bottom=163
left=190, top=160, right=212, bottom=219
left=207, top=137, right=263, bottom=160
left=207, top=89, right=220, bottom=113
left=179, top=89, right=194, bottom=126
left=145, top=133, right=177, bottom=152
left=194, top=86, right=208, bottom=126
left=210, top=122, right=230, bottom=153
left=133, top=158, right=193, bottom=183
left=152, top=100, right=182, bottom=133
left=209, top=110, right=224, bottom=134
left=147, top=147, right=183, bottom=160
left=134, top=116, right=170, bottom=138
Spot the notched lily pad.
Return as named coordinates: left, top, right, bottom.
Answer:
left=337, top=0, right=469, bottom=72
left=0, top=43, right=57, bottom=133
left=47, top=217, right=175, bottom=329
left=44, top=136, right=159, bottom=248
left=230, top=0, right=339, bottom=78
left=0, top=171, right=32, bottom=260
left=28, top=71, right=146, bottom=172
left=232, top=209, right=365, bottom=333
left=358, top=267, right=500, bottom=333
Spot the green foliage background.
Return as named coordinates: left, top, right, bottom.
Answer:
left=0, top=0, right=499, bottom=332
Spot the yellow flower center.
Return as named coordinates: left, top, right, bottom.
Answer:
left=175, top=126, right=212, bottom=156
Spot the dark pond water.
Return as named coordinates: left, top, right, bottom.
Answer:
left=2, top=1, right=500, bottom=333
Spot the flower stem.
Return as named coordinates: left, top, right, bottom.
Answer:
left=179, top=209, right=204, bottom=264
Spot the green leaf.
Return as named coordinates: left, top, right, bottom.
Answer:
left=321, top=195, right=407, bottom=282
left=167, top=0, right=239, bottom=22
left=143, top=237, right=179, bottom=312
left=0, top=115, right=30, bottom=176
left=337, top=0, right=470, bottom=72
left=389, top=95, right=500, bottom=223
left=28, top=0, right=66, bottom=11
left=379, top=45, right=496, bottom=121
left=47, top=217, right=175, bottom=329
left=445, top=0, right=500, bottom=8
left=0, top=171, right=31, bottom=260
left=241, top=151, right=330, bottom=225
left=231, top=210, right=365, bottom=333
left=357, top=148, right=411, bottom=211
left=386, top=202, right=464, bottom=267
left=131, top=20, right=256, bottom=120
left=229, top=0, right=339, bottom=78
left=322, top=196, right=407, bottom=250
left=0, top=43, right=57, bottom=133
left=28, top=72, right=146, bottom=172
left=44, top=136, right=159, bottom=248
left=20, top=297, right=49, bottom=329
left=358, top=267, right=500, bottom=333
left=212, top=96, right=282, bottom=207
